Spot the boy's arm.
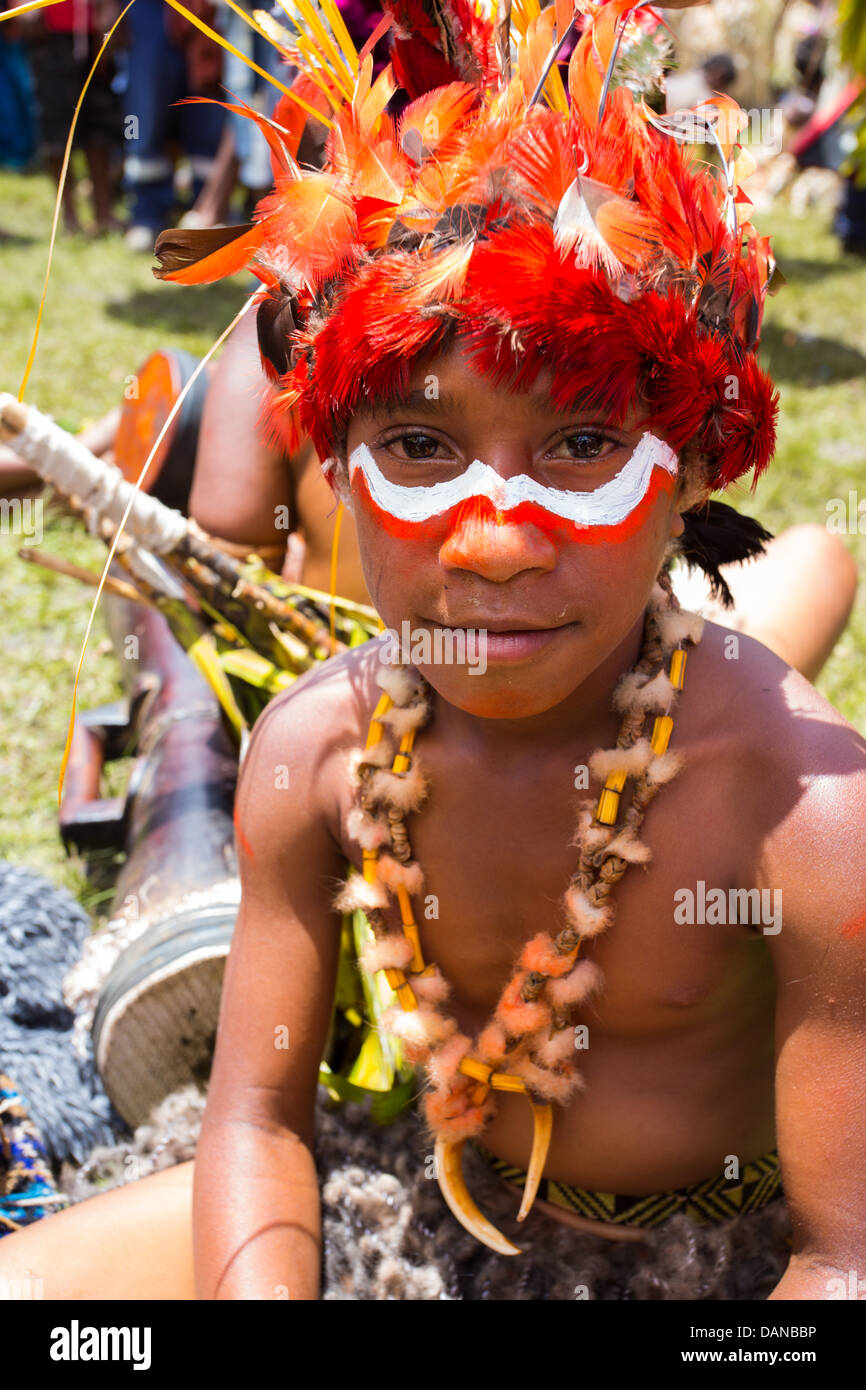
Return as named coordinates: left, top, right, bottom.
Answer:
left=762, top=718, right=866, bottom=1300
left=193, top=678, right=347, bottom=1300
left=189, top=310, right=292, bottom=565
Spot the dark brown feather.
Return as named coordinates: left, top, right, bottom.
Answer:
left=152, top=224, right=255, bottom=280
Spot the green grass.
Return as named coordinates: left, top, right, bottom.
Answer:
left=0, top=167, right=242, bottom=904
left=723, top=207, right=866, bottom=725
left=0, top=170, right=864, bottom=908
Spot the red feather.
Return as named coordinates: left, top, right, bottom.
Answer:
left=257, top=173, right=360, bottom=289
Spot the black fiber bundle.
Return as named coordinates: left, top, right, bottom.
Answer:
left=678, top=500, right=774, bottom=608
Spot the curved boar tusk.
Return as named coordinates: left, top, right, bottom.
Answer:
left=435, top=1135, right=522, bottom=1256
left=517, top=1102, right=553, bottom=1223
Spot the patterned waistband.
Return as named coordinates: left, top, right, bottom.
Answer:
left=472, top=1142, right=783, bottom=1229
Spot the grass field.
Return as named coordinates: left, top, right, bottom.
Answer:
left=0, top=167, right=864, bottom=909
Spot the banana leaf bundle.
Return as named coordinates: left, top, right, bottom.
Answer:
left=0, top=391, right=414, bottom=1111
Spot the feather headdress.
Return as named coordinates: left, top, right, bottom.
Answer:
left=154, top=0, right=779, bottom=491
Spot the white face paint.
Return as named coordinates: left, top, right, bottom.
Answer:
left=348, top=432, right=678, bottom=528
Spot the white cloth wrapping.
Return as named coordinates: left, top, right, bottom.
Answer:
left=0, top=394, right=188, bottom=555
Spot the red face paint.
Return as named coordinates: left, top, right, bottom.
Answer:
left=841, top=910, right=866, bottom=940
left=350, top=454, right=677, bottom=549
left=234, top=801, right=255, bottom=859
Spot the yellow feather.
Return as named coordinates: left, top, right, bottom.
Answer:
left=316, top=0, right=361, bottom=77
left=290, top=25, right=353, bottom=102
left=0, top=0, right=63, bottom=18
left=277, top=0, right=355, bottom=93
left=163, top=0, right=334, bottom=127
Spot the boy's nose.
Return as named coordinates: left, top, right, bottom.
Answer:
left=439, top=501, right=558, bottom=582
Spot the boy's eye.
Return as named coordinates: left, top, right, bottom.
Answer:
left=555, top=431, right=611, bottom=461
left=388, top=432, right=445, bottom=460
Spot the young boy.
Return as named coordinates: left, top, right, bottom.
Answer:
left=1, top=0, right=865, bottom=1301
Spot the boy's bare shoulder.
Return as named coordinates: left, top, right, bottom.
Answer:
left=686, top=619, right=866, bottom=894
left=235, top=639, right=385, bottom=838
left=687, top=618, right=863, bottom=764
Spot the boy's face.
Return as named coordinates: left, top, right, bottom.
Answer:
left=343, top=343, right=686, bottom=719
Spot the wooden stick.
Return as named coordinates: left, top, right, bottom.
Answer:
left=2, top=396, right=346, bottom=656
left=17, top=547, right=159, bottom=608
left=181, top=525, right=343, bottom=656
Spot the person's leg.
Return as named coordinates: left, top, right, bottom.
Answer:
left=84, top=143, right=123, bottom=232
left=0, top=38, right=37, bottom=170
left=123, top=0, right=183, bottom=238
left=182, top=122, right=238, bottom=228
left=696, top=525, right=858, bottom=681
left=179, top=77, right=227, bottom=212
left=0, top=1161, right=195, bottom=1300
left=81, top=33, right=124, bottom=233
left=30, top=34, right=81, bottom=231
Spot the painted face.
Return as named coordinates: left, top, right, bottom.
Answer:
left=342, top=345, right=686, bottom=721
left=347, top=431, right=678, bottom=546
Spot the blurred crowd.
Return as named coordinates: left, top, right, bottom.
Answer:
left=0, top=0, right=381, bottom=245
left=0, top=0, right=864, bottom=252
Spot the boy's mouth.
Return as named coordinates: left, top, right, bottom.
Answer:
left=428, top=618, right=580, bottom=664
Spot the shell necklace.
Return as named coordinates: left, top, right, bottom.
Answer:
left=336, top=576, right=703, bottom=1253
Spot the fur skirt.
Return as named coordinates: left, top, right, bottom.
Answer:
left=60, top=1086, right=792, bottom=1301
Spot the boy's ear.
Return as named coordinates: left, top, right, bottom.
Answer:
left=322, top=454, right=353, bottom=509
left=675, top=441, right=715, bottom=514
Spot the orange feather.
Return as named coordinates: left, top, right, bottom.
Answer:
left=517, top=6, right=557, bottom=96
left=258, top=172, right=359, bottom=286
left=153, top=222, right=266, bottom=285
left=354, top=55, right=398, bottom=133
left=399, top=82, right=478, bottom=160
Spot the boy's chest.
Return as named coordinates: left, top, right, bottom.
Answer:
left=388, top=739, right=773, bottom=1037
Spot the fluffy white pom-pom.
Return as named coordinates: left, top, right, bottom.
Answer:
left=589, top=739, right=653, bottom=783
left=656, top=607, right=704, bottom=647
left=360, top=934, right=415, bottom=974
left=375, top=662, right=421, bottom=706
left=603, top=827, right=651, bottom=864
left=381, top=703, right=428, bottom=736
left=547, top=959, right=605, bottom=1007
left=562, top=886, right=612, bottom=937
left=346, top=807, right=391, bottom=850
left=383, top=1005, right=456, bottom=1048
left=376, top=855, right=424, bottom=894
left=333, top=876, right=388, bottom=913
left=367, top=763, right=429, bottom=813
left=613, top=669, right=675, bottom=715
left=646, top=749, right=684, bottom=785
